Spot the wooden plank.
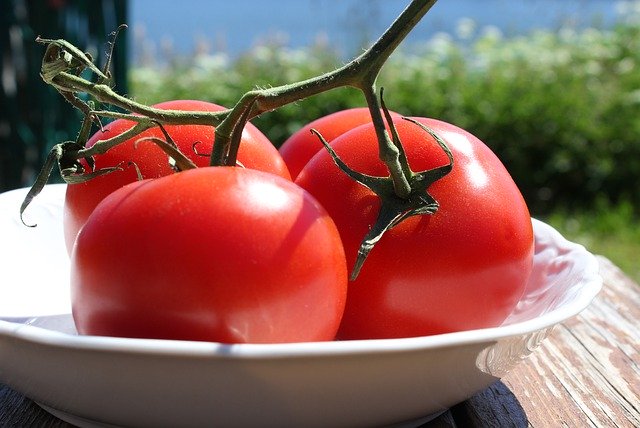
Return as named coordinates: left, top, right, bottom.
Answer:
left=448, top=256, right=640, bottom=427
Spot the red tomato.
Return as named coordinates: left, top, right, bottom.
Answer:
left=296, top=118, right=534, bottom=340
left=71, top=167, right=347, bottom=344
left=63, top=100, right=290, bottom=252
left=279, top=107, right=400, bottom=179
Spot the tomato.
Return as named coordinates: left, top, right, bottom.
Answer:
left=70, top=167, right=347, bottom=344
left=63, top=100, right=290, bottom=252
left=295, top=117, right=534, bottom=340
left=279, top=107, right=400, bottom=179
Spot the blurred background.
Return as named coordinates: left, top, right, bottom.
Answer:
left=2, top=0, right=638, bottom=280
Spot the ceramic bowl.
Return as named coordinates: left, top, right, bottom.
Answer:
left=0, top=184, right=602, bottom=428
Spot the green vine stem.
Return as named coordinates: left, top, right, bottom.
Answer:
left=31, top=0, right=437, bottom=185
left=210, top=0, right=438, bottom=187
left=23, top=0, right=453, bottom=278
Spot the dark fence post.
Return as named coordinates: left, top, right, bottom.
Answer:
left=1, top=0, right=128, bottom=192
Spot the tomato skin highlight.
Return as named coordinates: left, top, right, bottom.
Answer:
left=279, top=107, right=400, bottom=179
left=296, top=117, right=534, bottom=340
left=71, top=167, right=347, bottom=344
left=63, top=100, right=290, bottom=252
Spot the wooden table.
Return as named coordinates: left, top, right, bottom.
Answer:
left=1, top=256, right=638, bottom=427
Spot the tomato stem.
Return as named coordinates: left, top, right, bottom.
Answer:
left=211, top=0, right=439, bottom=188
left=33, top=0, right=437, bottom=170
left=361, top=85, right=412, bottom=198
left=23, top=0, right=441, bottom=221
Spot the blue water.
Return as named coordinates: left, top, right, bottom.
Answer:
left=129, top=0, right=619, bottom=60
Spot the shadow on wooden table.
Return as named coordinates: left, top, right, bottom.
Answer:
left=420, top=380, right=528, bottom=427
left=450, top=381, right=527, bottom=426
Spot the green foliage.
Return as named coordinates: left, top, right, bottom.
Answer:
left=129, top=12, right=640, bottom=217
left=545, top=199, right=640, bottom=283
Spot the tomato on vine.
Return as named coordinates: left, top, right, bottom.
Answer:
left=24, top=0, right=538, bottom=346
left=71, top=167, right=347, bottom=344
left=63, top=100, right=290, bottom=251
left=296, top=117, right=534, bottom=340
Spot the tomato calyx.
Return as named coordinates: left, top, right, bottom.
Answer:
left=312, top=114, right=454, bottom=280
left=18, top=119, right=200, bottom=227
left=19, top=141, right=122, bottom=227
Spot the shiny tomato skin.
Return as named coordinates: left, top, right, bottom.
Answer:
left=71, top=167, right=347, bottom=344
left=296, top=118, right=534, bottom=340
left=279, top=107, right=400, bottom=179
left=63, top=100, right=290, bottom=252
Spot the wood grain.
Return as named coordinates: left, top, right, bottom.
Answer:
left=445, top=256, right=640, bottom=427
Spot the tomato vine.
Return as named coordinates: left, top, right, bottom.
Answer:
left=23, top=0, right=451, bottom=279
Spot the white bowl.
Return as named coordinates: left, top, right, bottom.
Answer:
left=0, top=184, right=602, bottom=428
